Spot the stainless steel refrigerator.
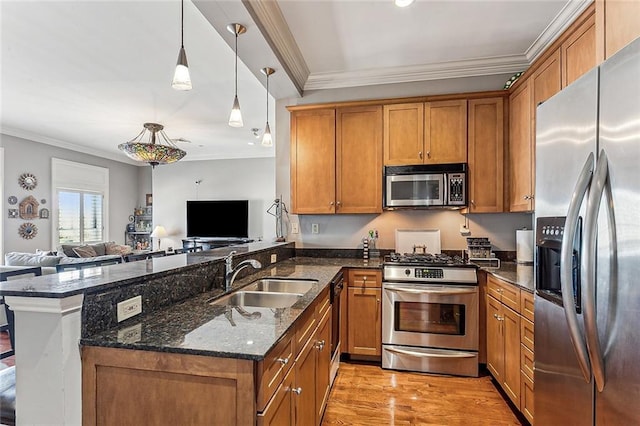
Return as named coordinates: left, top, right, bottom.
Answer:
left=534, top=37, right=640, bottom=424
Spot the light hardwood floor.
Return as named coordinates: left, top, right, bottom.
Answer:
left=322, top=362, right=523, bottom=425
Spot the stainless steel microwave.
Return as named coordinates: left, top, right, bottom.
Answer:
left=383, top=163, right=467, bottom=209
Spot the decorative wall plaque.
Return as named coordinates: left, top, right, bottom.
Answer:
left=39, top=208, right=50, bottom=219
left=8, top=196, right=18, bottom=205
left=8, top=209, right=18, bottom=218
left=19, top=196, right=39, bottom=219
left=18, top=173, right=38, bottom=190
left=19, top=222, right=38, bottom=239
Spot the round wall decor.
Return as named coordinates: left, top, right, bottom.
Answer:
left=19, top=222, right=38, bottom=239
left=19, top=173, right=38, bottom=190
left=8, top=196, right=18, bottom=205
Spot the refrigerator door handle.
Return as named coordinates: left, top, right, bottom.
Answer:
left=561, top=152, right=594, bottom=382
left=583, top=149, right=611, bottom=392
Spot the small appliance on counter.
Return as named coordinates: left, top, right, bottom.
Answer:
left=465, top=237, right=500, bottom=268
left=516, top=229, right=534, bottom=264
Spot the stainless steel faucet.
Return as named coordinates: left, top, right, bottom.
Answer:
left=224, top=250, right=262, bottom=291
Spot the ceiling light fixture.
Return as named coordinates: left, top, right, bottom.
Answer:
left=261, top=67, right=275, bottom=147
left=118, top=123, right=187, bottom=168
left=172, top=0, right=192, bottom=90
left=227, top=23, right=247, bottom=127
left=395, top=0, right=415, bottom=7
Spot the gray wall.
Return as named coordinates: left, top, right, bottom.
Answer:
left=275, top=74, right=534, bottom=251
left=1, top=134, right=140, bottom=254
left=152, top=157, right=276, bottom=251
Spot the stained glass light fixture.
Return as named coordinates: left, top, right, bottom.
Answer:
left=118, top=123, right=187, bottom=167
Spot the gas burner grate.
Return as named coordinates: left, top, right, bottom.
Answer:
left=386, top=252, right=466, bottom=266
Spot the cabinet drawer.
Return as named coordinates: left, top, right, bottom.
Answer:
left=348, top=269, right=381, bottom=288
left=315, top=286, right=331, bottom=320
left=520, top=290, right=535, bottom=322
left=521, top=317, right=535, bottom=352
left=521, top=370, right=535, bottom=424
left=256, top=335, right=294, bottom=412
left=487, top=274, right=521, bottom=312
left=294, top=306, right=317, bottom=358
left=257, top=366, right=295, bottom=425
left=521, top=344, right=534, bottom=381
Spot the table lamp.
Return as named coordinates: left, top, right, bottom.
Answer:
left=150, top=225, right=167, bottom=251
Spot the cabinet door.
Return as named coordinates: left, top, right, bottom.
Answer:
left=336, top=106, right=383, bottom=213
left=383, top=103, right=424, bottom=165
left=291, top=109, right=336, bottom=214
left=486, top=295, right=504, bottom=382
left=315, top=310, right=332, bottom=425
left=424, top=100, right=468, bottom=164
left=597, top=0, right=640, bottom=61
left=467, top=97, right=504, bottom=212
left=258, top=367, right=295, bottom=426
left=347, top=287, right=381, bottom=356
left=562, top=11, right=596, bottom=87
left=348, top=269, right=381, bottom=289
left=508, top=78, right=534, bottom=212
left=294, top=336, right=316, bottom=426
left=502, top=306, right=521, bottom=409
left=533, top=49, right=562, bottom=108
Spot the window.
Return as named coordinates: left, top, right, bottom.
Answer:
left=57, top=190, right=104, bottom=244
left=52, top=158, right=109, bottom=245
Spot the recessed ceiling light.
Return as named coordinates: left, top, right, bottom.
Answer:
left=395, top=0, right=414, bottom=7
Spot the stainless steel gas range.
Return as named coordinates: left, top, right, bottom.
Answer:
left=382, top=253, right=479, bottom=377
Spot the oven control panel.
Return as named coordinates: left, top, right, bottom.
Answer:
left=414, top=268, right=444, bottom=279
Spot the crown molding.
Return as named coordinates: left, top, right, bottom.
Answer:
left=242, top=0, right=309, bottom=96
left=0, top=127, right=140, bottom=166
left=525, top=0, right=593, bottom=62
left=304, top=55, right=529, bottom=91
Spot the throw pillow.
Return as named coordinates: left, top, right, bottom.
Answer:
left=72, top=245, right=98, bottom=258
left=105, top=242, right=133, bottom=256
left=89, top=243, right=107, bottom=256
left=35, top=249, right=56, bottom=256
left=5, top=252, right=62, bottom=267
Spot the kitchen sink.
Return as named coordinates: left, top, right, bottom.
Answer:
left=243, top=278, right=318, bottom=295
left=209, top=291, right=302, bottom=309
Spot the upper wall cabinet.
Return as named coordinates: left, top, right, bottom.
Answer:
left=383, top=100, right=467, bottom=165
left=562, top=11, right=596, bottom=87
left=509, top=79, right=534, bottom=213
left=290, top=106, right=383, bottom=215
left=290, top=108, right=336, bottom=214
left=468, top=97, right=505, bottom=213
left=596, top=0, right=640, bottom=62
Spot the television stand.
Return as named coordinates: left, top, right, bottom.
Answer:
left=182, top=237, right=253, bottom=251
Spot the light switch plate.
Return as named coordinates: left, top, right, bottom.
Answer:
left=291, top=223, right=299, bottom=234
left=117, top=296, right=142, bottom=322
left=270, top=254, right=277, bottom=263
left=311, top=223, right=319, bottom=234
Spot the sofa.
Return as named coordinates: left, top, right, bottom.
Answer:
left=2, top=242, right=132, bottom=275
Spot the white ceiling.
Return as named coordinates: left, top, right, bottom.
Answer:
left=0, top=0, right=591, bottom=165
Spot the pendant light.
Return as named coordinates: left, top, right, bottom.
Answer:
left=227, top=23, right=246, bottom=127
left=118, top=123, right=187, bottom=168
left=172, top=0, right=192, bottom=90
left=261, top=67, right=275, bottom=147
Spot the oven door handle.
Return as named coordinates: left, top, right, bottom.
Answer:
left=384, top=286, right=477, bottom=296
left=385, top=346, right=476, bottom=359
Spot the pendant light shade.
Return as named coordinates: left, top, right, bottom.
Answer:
left=118, top=123, right=187, bottom=168
left=172, top=0, right=192, bottom=90
left=227, top=23, right=246, bottom=127
left=261, top=67, right=275, bottom=147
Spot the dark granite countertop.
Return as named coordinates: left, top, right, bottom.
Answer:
left=80, top=257, right=344, bottom=361
left=481, top=262, right=534, bottom=293
left=0, top=241, right=290, bottom=298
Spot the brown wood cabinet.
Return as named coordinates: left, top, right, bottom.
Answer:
left=467, top=97, right=505, bottom=212
left=290, top=106, right=382, bottom=214
left=485, top=274, right=536, bottom=424
left=508, top=78, right=534, bottom=212
left=562, top=10, right=596, bottom=87
left=383, top=100, right=466, bottom=165
left=336, top=106, right=383, bottom=213
left=596, top=0, right=640, bottom=62
left=346, top=269, right=382, bottom=357
left=290, top=108, right=336, bottom=214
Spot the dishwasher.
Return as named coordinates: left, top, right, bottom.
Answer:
left=329, top=270, right=344, bottom=385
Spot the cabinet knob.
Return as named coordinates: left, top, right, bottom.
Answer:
left=427, top=151, right=431, bottom=158
left=471, top=200, right=475, bottom=206
left=291, top=387, right=302, bottom=395
left=316, top=340, right=326, bottom=351
left=277, top=357, right=289, bottom=366
left=419, top=151, right=423, bottom=159
left=329, top=201, right=334, bottom=206
left=336, top=201, right=341, bottom=207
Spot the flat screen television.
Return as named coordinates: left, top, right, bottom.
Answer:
left=186, top=200, right=249, bottom=238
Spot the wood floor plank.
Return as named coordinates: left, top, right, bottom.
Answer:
left=322, top=362, right=522, bottom=425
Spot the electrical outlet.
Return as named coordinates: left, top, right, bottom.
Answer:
left=270, top=254, right=277, bottom=264
left=291, top=223, right=299, bottom=234
left=117, top=296, right=142, bottom=322
left=311, top=223, right=319, bottom=234
left=117, top=323, right=142, bottom=343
